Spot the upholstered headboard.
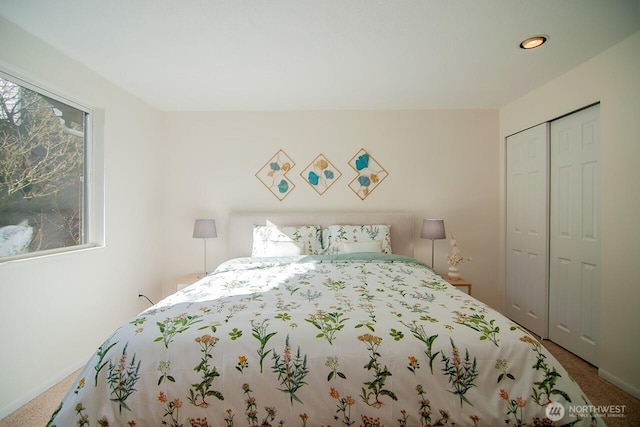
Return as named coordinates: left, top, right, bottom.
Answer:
left=228, top=212, right=414, bottom=258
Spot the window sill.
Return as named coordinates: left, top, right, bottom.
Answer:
left=0, top=244, right=105, bottom=265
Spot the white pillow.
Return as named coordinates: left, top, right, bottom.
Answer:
left=266, top=240, right=304, bottom=256
left=252, top=225, right=323, bottom=256
left=323, top=224, right=392, bottom=254
left=339, top=241, right=383, bottom=253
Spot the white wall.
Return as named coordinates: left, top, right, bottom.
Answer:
left=499, top=31, right=640, bottom=397
left=0, top=18, right=165, bottom=417
left=160, top=109, right=500, bottom=307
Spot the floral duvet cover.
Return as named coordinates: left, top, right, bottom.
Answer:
left=49, top=254, right=601, bottom=427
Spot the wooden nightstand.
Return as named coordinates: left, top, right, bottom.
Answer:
left=176, top=273, right=204, bottom=291
left=441, top=275, right=472, bottom=295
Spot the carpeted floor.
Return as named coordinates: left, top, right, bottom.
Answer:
left=0, top=369, right=77, bottom=427
left=1, top=340, right=638, bottom=426
left=541, top=339, right=640, bottom=427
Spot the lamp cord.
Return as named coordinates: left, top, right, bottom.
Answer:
left=138, top=293, right=155, bottom=306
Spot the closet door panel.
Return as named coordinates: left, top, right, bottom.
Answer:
left=506, top=123, right=549, bottom=337
left=549, top=105, right=600, bottom=365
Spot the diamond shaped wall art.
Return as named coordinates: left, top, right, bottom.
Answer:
left=255, top=149, right=295, bottom=201
left=301, top=154, right=342, bottom=195
left=348, top=148, right=388, bottom=200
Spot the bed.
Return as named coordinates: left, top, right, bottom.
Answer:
left=48, top=212, right=602, bottom=426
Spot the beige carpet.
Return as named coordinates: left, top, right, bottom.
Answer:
left=541, top=340, right=640, bottom=427
left=1, top=341, right=638, bottom=426
left=0, top=370, right=77, bottom=427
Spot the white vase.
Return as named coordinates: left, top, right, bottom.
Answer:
left=448, top=266, right=460, bottom=279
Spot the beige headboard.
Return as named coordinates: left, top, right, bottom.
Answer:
left=228, top=212, right=414, bottom=258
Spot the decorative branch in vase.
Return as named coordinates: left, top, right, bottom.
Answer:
left=446, top=236, right=472, bottom=279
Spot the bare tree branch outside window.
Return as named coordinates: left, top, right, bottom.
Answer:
left=0, top=76, right=86, bottom=257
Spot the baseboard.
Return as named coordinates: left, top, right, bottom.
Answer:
left=599, top=368, right=640, bottom=399
left=0, top=364, right=81, bottom=421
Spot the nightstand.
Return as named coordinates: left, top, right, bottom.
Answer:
left=441, top=275, right=472, bottom=295
left=176, top=273, right=204, bottom=291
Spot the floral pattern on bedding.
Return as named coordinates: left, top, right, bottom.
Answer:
left=323, top=225, right=392, bottom=254
left=48, top=255, right=601, bottom=427
left=252, top=225, right=323, bottom=256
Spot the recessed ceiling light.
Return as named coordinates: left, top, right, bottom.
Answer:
left=520, top=35, right=548, bottom=50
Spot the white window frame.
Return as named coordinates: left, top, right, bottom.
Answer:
left=0, top=69, right=105, bottom=262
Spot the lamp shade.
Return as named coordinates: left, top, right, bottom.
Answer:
left=193, top=219, right=217, bottom=239
left=421, top=219, right=446, bottom=240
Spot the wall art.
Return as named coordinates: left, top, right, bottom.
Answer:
left=300, top=154, right=342, bottom=195
left=348, top=148, right=388, bottom=200
left=255, top=149, right=295, bottom=201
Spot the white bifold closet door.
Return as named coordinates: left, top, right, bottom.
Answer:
left=506, top=123, right=549, bottom=338
left=548, top=105, right=600, bottom=366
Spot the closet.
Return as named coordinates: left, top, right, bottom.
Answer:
left=506, top=104, right=600, bottom=365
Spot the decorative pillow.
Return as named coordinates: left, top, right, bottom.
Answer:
left=339, top=241, right=383, bottom=254
left=323, top=224, right=392, bottom=254
left=252, top=225, right=323, bottom=256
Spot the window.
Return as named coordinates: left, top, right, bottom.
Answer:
left=0, top=72, right=93, bottom=260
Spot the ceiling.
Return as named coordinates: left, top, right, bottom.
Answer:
left=1, top=0, right=638, bottom=111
